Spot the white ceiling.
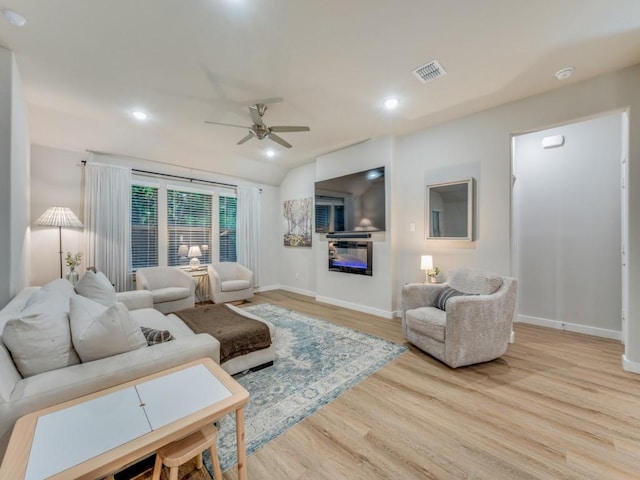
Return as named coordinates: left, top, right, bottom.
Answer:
left=1, top=0, right=639, bottom=185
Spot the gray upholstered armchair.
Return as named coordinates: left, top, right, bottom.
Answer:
left=401, top=267, right=517, bottom=368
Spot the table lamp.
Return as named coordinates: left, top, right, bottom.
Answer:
left=420, top=255, right=433, bottom=283
left=188, top=246, right=202, bottom=270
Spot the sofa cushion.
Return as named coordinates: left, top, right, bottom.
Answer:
left=69, top=295, right=147, bottom=362
left=23, top=279, right=75, bottom=314
left=151, top=287, right=191, bottom=303
left=448, top=267, right=503, bottom=295
left=435, top=287, right=475, bottom=311
left=221, top=280, right=251, bottom=292
left=140, top=327, right=175, bottom=345
left=2, top=311, right=80, bottom=377
left=405, top=307, right=446, bottom=342
left=75, top=271, right=117, bottom=307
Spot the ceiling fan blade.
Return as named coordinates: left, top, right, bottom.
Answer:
left=205, top=120, right=248, bottom=129
left=237, top=133, right=254, bottom=145
left=270, top=126, right=310, bottom=133
left=267, top=133, right=292, bottom=149
left=249, top=105, right=265, bottom=126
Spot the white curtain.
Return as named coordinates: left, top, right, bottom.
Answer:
left=236, top=186, right=261, bottom=287
left=84, top=161, right=131, bottom=291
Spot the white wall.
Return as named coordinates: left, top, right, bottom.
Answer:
left=315, top=137, right=394, bottom=318
left=10, top=54, right=30, bottom=295
left=0, top=48, right=12, bottom=307
left=394, top=63, right=640, bottom=371
left=0, top=48, right=30, bottom=308
left=30, top=145, right=85, bottom=285
left=29, top=146, right=281, bottom=289
left=276, top=162, right=316, bottom=296
left=514, top=113, right=622, bottom=338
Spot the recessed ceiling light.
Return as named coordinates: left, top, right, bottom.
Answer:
left=555, top=67, right=575, bottom=80
left=266, top=149, right=275, bottom=158
left=2, top=9, right=26, bottom=27
left=384, top=97, right=399, bottom=110
left=131, top=111, right=148, bottom=121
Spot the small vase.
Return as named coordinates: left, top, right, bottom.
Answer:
left=429, top=276, right=437, bottom=284
left=66, top=268, right=79, bottom=286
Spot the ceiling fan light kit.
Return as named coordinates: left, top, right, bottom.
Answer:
left=205, top=104, right=310, bottom=149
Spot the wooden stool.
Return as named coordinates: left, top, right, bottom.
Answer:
left=152, top=424, right=222, bottom=480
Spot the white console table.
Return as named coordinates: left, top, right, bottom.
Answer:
left=0, top=358, right=249, bottom=480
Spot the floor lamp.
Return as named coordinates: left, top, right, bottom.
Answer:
left=34, top=207, right=84, bottom=278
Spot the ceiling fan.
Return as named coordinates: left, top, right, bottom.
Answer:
left=205, top=104, right=310, bottom=149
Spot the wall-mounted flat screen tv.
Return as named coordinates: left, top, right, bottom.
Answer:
left=315, top=167, right=385, bottom=233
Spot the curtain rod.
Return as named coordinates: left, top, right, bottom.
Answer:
left=82, top=151, right=243, bottom=190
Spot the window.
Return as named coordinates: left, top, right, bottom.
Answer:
left=130, top=180, right=237, bottom=270
left=131, top=185, right=159, bottom=270
left=219, top=195, right=237, bottom=262
left=167, top=189, right=213, bottom=267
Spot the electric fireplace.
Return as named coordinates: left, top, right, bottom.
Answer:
left=328, top=241, right=373, bottom=276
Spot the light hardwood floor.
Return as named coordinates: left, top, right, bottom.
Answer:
left=145, top=290, right=640, bottom=480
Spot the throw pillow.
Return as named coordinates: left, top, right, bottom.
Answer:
left=75, top=270, right=117, bottom=307
left=434, top=287, right=475, bottom=311
left=23, top=278, right=75, bottom=314
left=2, top=311, right=80, bottom=377
left=140, top=327, right=175, bottom=346
left=69, top=294, right=147, bottom=363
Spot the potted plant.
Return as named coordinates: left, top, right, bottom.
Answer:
left=428, top=266, right=440, bottom=283
left=65, top=252, right=83, bottom=286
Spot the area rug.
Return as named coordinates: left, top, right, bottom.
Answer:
left=205, top=303, right=407, bottom=473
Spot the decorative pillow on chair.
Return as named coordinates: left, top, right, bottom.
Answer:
left=69, top=294, right=147, bottom=362
left=435, top=287, right=475, bottom=311
left=75, top=270, right=117, bottom=307
left=140, top=327, right=175, bottom=345
left=2, top=311, right=80, bottom=377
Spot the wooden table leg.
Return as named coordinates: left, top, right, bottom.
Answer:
left=236, top=407, right=247, bottom=480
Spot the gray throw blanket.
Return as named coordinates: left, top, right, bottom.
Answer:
left=175, top=304, right=271, bottom=363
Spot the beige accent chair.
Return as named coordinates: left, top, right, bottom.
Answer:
left=135, top=267, right=196, bottom=314
left=401, top=267, right=517, bottom=368
left=208, top=262, right=254, bottom=303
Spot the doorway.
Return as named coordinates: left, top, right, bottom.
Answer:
left=512, top=112, right=627, bottom=340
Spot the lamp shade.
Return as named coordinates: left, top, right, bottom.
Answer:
left=187, top=246, right=202, bottom=258
left=177, top=244, right=189, bottom=256
left=35, top=207, right=83, bottom=228
left=420, top=255, right=433, bottom=271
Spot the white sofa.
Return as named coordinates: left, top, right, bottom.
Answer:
left=0, top=284, right=275, bottom=460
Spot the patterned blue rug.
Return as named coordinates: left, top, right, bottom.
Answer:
left=205, top=303, right=407, bottom=473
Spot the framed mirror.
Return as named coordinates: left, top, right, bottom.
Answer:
left=426, top=178, right=474, bottom=240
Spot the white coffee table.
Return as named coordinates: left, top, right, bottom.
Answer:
left=0, top=358, right=249, bottom=480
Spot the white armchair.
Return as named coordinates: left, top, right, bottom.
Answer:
left=401, top=267, right=517, bottom=368
left=208, top=262, right=254, bottom=303
left=135, top=267, right=196, bottom=314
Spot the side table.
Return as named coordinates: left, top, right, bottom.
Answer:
left=187, top=269, right=210, bottom=303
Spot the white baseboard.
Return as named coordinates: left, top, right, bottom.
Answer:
left=278, top=285, right=316, bottom=298
left=622, top=355, right=640, bottom=374
left=255, top=284, right=316, bottom=298
left=255, top=284, right=280, bottom=293
left=315, top=295, right=393, bottom=319
left=517, top=314, right=621, bottom=340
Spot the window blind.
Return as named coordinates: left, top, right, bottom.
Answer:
left=131, top=185, right=159, bottom=270
left=219, top=195, right=237, bottom=262
left=167, top=189, right=213, bottom=267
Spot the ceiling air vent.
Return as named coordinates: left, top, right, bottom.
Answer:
left=412, top=60, right=447, bottom=84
